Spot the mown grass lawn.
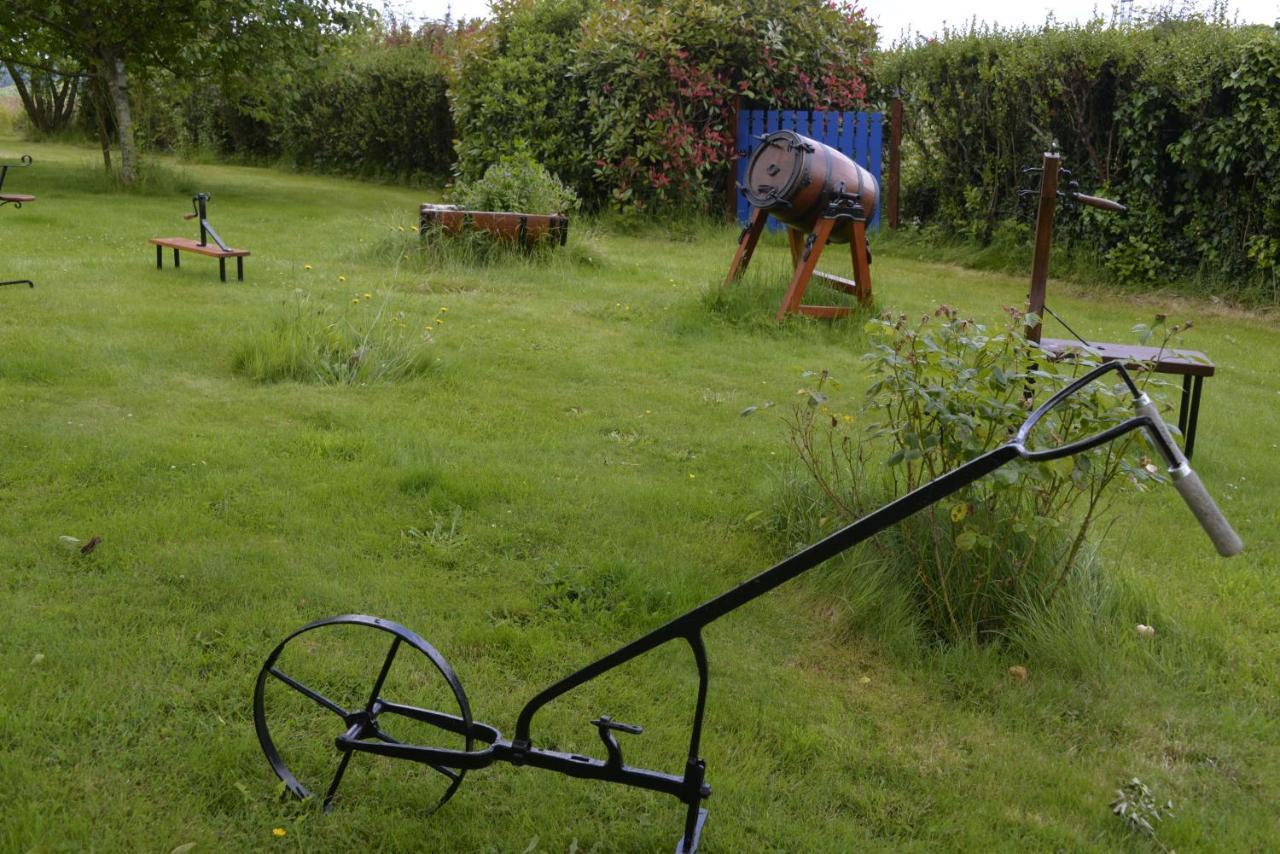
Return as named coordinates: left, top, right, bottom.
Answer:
left=1, top=138, right=1277, bottom=852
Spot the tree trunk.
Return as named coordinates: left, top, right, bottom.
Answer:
left=90, top=76, right=114, bottom=173
left=4, top=61, right=81, bottom=135
left=103, top=53, right=138, bottom=185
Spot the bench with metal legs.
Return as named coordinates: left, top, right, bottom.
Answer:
left=1, top=155, right=36, bottom=289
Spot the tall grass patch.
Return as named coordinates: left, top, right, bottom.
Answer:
left=231, top=290, right=439, bottom=384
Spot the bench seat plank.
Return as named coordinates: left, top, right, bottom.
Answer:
left=0, top=193, right=35, bottom=203
left=149, top=237, right=250, bottom=258
left=1040, top=337, right=1214, bottom=377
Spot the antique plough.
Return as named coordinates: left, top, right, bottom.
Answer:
left=254, top=361, right=1241, bottom=852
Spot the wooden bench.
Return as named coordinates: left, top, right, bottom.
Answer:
left=1040, top=338, right=1213, bottom=458
left=150, top=237, right=249, bottom=282
left=0, top=155, right=37, bottom=288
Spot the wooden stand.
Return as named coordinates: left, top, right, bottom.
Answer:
left=723, top=195, right=873, bottom=322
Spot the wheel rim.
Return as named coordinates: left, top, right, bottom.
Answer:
left=253, top=614, right=473, bottom=814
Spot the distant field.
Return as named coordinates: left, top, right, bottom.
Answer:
left=1, top=136, right=1276, bottom=852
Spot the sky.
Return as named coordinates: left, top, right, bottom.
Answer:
left=388, top=0, right=1279, bottom=43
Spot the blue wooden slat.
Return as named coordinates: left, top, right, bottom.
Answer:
left=751, top=109, right=764, bottom=141
left=856, top=112, right=870, bottom=170
left=795, top=110, right=810, bottom=138
left=868, top=112, right=883, bottom=230
left=766, top=109, right=779, bottom=135
left=838, top=110, right=855, bottom=163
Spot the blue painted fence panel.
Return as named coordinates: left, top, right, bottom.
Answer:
left=736, top=108, right=883, bottom=231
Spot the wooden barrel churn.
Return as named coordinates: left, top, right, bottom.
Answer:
left=741, top=130, right=878, bottom=243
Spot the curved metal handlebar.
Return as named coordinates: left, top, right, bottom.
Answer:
left=1015, top=361, right=1241, bottom=555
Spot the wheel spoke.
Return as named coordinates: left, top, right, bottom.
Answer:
left=322, top=751, right=353, bottom=811
left=269, top=667, right=349, bottom=718
left=430, top=764, right=461, bottom=783
left=366, top=637, right=401, bottom=712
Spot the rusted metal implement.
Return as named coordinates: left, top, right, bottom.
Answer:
left=1023, top=152, right=1215, bottom=458
left=724, top=130, right=878, bottom=318
left=1, top=154, right=36, bottom=289
left=149, top=193, right=250, bottom=282
left=419, top=204, right=569, bottom=248
left=253, top=361, right=1240, bottom=853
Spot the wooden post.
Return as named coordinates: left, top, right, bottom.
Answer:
left=786, top=226, right=805, bottom=265
left=887, top=98, right=902, bottom=229
left=850, top=220, right=871, bottom=303
left=1026, top=152, right=1060, bottom=344
left=726, top=95, right=743, bottom=222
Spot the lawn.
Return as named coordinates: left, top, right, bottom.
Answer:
left=1, top=138, right=1276, bottom=852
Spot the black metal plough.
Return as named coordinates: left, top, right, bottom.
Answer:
left=253, top=362, right=1242, bottom=852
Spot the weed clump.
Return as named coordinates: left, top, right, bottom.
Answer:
left=232, top=290, right=438, bottom=385
left=784, top=306, right=1168, bottom=645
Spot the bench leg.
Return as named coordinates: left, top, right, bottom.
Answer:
left=156, top=245, right=163, bottom=269
left=174, top=248, right=180, bottom=268
left=219, top=257, right=226, bottom=283
left=1177, top=375, right=1191, bottom=437
left=237, top=257, right=244, bottom=281
left=1184, top=377, right=1204, bottom=460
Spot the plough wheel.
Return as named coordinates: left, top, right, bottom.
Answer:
left=253, top=614, right=473, bottom=814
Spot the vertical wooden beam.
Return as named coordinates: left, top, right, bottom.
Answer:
left=1026, top=152, right=1060, bottom=344
left=727, top=95, right=743, bottom=222
left=786, top=226, right=804, bottom=266
left=850, top=219, right=872, bottom=304
left=723, top=207, right=768, bottom=287
left=888, top=98, right=903, bottom=230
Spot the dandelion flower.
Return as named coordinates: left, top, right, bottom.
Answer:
left=303, top=264, right=313, bottom=271
left=398, top=225, right=406, bottom=231
left=272, top=828, right=287, bottom=838
left=688, top=473, right=696, bottom=479
left=351, top=298, right=360, bottom=304
left=338, top=275, right=347, bottom=282
left=364, top=293, right=372, bottom=300
left=440, top=307, right=448, bottom=312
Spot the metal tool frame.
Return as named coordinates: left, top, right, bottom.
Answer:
left=1, top=155, right=35, bottom=288
left=255, top=361, right=1239, bottom=853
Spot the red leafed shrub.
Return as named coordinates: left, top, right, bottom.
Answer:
left=575, top=0, right=876, bottom=212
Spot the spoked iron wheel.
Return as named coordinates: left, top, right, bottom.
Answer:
left=254, top=614, right=473, bottom=814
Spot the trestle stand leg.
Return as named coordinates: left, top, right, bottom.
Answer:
left=722, top=207, right=768, bottom=286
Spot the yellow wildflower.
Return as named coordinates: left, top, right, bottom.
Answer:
left=363, top=293, right=372, bottom=300
left=303, top=264, right=312, bottom=271
left=440, top=307, right=448, bottom=312
left=338, top=275, right=347, bottom=282
left=272, top=828, right=287, bottom=838
left=351, top=298, right=360, bottom=304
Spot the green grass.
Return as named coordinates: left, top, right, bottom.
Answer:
left=1, top=137, right=1277, bottom=852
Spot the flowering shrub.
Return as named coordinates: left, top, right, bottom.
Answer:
left=577, top=0, right=875, bottom=211
left=452, top=0, right=875, bottom=212
left=788, top=307, right=1164, bottom=642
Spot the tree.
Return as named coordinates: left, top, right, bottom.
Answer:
left=0, top=1, right=373, bottom=184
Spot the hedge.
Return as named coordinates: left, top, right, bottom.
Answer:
left=882, top=20, right=1280, bottom=297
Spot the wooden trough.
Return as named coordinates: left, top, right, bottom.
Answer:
left=419, top=204, right=569, bottom=248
